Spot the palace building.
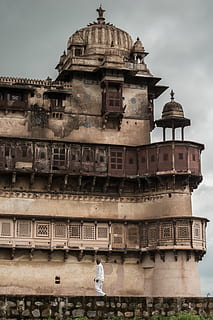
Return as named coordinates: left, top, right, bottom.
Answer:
left=0, top=7, right=207, bottom=296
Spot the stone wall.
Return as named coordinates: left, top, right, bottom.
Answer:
left=0, top=296, right=213, bottom=319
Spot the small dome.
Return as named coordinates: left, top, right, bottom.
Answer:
left=69, top=31, right=85, bottom=46
left=162, top=90, right=184, bottom=119
left=132, top=37, right=145, bottom=53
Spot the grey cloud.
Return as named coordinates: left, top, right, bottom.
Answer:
left=0, top=0, right=212, bottom=294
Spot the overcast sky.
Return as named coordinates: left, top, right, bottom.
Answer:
left=0, top=0, right=212, bottom=296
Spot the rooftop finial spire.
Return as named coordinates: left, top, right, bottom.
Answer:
left=96, top=5, right=105, bottom=24
left=170, top=89, right=175, bottom=101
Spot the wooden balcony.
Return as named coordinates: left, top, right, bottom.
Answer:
left=0, top=138, right=204, bottom=180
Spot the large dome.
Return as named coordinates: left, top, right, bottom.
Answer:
left=67, top=7, right=134, bottom=57
left=56, top=6, right=150, bottom=78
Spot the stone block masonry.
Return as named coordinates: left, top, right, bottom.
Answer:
left=0, top=296, right=213, bottom=319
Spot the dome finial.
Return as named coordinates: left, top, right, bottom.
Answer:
left=96, top=5, right=105, bottom=24
left=170, top=89, right=175, bottom=101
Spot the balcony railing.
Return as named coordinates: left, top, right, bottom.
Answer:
left=0, top=138, right=204, bottom=179
left=0, top=216, right=207, bottom=253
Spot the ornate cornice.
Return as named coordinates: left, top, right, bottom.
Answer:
left=0, top=190, right=188, bottom=203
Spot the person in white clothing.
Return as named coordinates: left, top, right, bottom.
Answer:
left=94, top=258, right=106, bottom=296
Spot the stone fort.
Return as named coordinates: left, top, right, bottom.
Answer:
left=0, top=7, right=207, bottom=297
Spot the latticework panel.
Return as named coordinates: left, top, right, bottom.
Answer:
left=127, top=225, right=139, bottom=247
left=112, top=224, right=124, bottom=248
left=17, top=220, right=31, bottom=237
left=97, top=225, right=108, bottom=240
left=36, top=222, right=50, bottom=238
left=0, top=221, right=12, bottom=237
left=148, top=223, right=158, bottom=246
left=68, top=224, right=81, bottom=239
left=54, top=223, right=67, bottom=238
left=82, top=224, right=95, bottom=240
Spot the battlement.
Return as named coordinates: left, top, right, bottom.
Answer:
left=0, top=76, right=72, bottom=89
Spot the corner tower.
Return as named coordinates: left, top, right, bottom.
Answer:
left=0, top=7, right=206, bottom=296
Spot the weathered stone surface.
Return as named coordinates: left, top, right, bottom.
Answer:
left=87, top=310, right=96, bottom=318
left=11, top=309, right=19, bottom=316
left=32, top=308, right=40, bottom=318
left=135, top=309, right=142, bottom=317
left=96, top=300, right=105, bottom=307
left=67, top=302, right=74, bottom=307
left=86, top=302, right=92, bottom=307
left=22, top=309, right=31, bottom=317
left=42, top=308, right=50, bottom=317
left=107, top=311, right=115, bottom=318
left=7, top=301, right=16, bottom=308
left=26, top=301, right=31, bottom=307
left=0, top=296, right=212, bottom=319
left=124, top=311, right=134, bottom=318
left=152, top=310, right=160, bottom=315
left=72, top=308, right=85, bottom=318
left=35, top=301, right=44, bottom=306
left=75, top=301, right=82, bottom=308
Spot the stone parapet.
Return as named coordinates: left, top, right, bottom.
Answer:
left=0, top=296, right=213, bottom=319
left=0, top=76, right=72, bottom=89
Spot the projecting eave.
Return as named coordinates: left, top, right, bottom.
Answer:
left=0, top=82, right=35, bottom=92
left=134, top=74, right=161, bottom=85
left=149, top=85, right=169, bottom=99
left=56, top=70, right=71, bottom=82
left=134, top=75, right=168, bottom=98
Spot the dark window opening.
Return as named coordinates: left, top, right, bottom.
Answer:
left=192, top=154, right=196, bottom=161
left=100, top=156, right=104, bottom=162
left=83, top=149, right=94, bottom=162
left=55, top=276, right=60, bottom=284
left=40, top=151, right=46, bottom=159
left=5, top=146, right=10, bottom=157
left=52, top=112, right=63, bottom=119
left=22, top=147, right=27, bottom=158
left=72, top=154, right=76, bottom=161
